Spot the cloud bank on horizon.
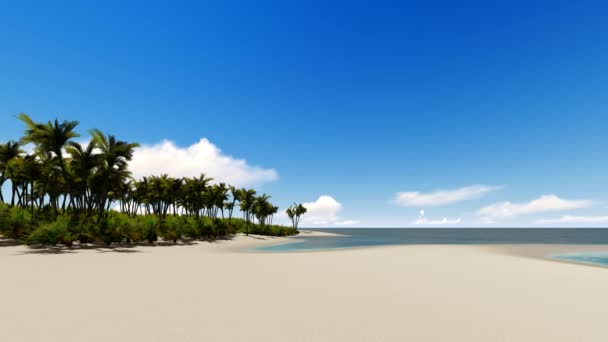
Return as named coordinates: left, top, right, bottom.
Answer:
left=536, top=215, right=608, bottom=224
left=413, top=209, right=462, bottom=225
left=390, top=185, right=601, bottom=227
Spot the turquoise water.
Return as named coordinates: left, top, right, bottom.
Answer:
left=551, top=252, right=608, bottom=267
left=256, top=229, right=608, bottom=266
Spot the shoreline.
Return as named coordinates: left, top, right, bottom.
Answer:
left=243, top=233, right=608, bottom=268
left=5, top=230, right=608, bottom=269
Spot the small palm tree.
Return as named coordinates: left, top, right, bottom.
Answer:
left=0, top=140, right=23, bottom=203
left=286, top=203, right=307, bottom=230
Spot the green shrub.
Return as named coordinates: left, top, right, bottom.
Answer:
left=180, top=217, right=202, bottom=239
left=94, top=218, right=122, bottom=246
left=4, top=204, right=296, bottom=247
left=0, top=205, right=34, bottom=240
left=198, top=217, right=215, bottom=239
left=123, top=219, right=144, bottom=243
left=159, top=215, right=183, bottom=243
left=245, top=223, right=298, bottom=237
left=73, top=217, right=95, bottom=244
left=212, top=218, right=228, bottom=237
left=107, top=212, right=136, bottom=243
left=26, top=216, right=75, bottom=246
left=135, top=215, right=159, bottom=243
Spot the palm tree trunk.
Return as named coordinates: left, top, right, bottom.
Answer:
left=10, top=183, right=16, bottom=207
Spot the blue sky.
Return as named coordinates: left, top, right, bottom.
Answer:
left=1, top=1, right=608, bottom=227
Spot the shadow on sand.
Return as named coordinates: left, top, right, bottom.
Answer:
left=0, top=239, right=21, bottom=247
left=247, top=235, right=275, bottom=241
left=2, top=235, right=237, bottom=255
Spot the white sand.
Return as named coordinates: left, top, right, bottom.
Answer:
left=2, top=235, right=608, bottom=342
left=297, top=229, right=349, bottom=236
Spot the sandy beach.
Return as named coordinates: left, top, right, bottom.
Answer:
left=2, top=234, right=608, bottom=342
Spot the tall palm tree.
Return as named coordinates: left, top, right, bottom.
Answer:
left=225, top=185, right=239, bottom=223
left=182, top=174, right=212, bottom=218
left=20, top=155, right=41, bottom=212
left=238, top=188, right=257, bottom=235
left=253, top=194, right=272, bottom=227
left=206, top=183, right=228, bottom=218
left=6, top=155, right=25, bottom=207
left=65, top=140, right=100, bottom=213
left=89, top=129, right=139, bottom=218
left=18, top=113, right=79, bottom=213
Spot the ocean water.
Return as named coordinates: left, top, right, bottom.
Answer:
left=551, top=252, right=608, bottom=267
left=256, top=229, right=608, bottom=265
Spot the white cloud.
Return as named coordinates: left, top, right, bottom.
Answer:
left=302, top=195, right=341, bottom=225
left=414, top=217, right=462, bottom=225
left=394, top=185, right=501, bottom=207
left=334, top=220, right=360, bottom=226
left=536, top=215, right=608, bottom=224
left=301, top=195, right=358, bottom=226
left=129, top=138, right=278, bottom=187
left=477, top=195, right=592, bottom=219
left=413, top=211, right=461, bottom=225
left=477, top=217, right=496, bottom=225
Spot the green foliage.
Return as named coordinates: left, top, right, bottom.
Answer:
left=26, top=216, right=75, bottom=246
left=2, top=207, right=297, bottom=247
left=180, top=216, right=202, bottom=239
left=159, top=215, right=183, bottom=243
left=246, top=223, right=298, bottom=237
left=134, top=215, right=159, bottom=243
left=286, top=203, right=307, bottom=230
left=99, top=212, right=129, bottom=245
left=1, top=114, right=304, bottom=248
left=0, top=204, right=34, bottom=240
left=73, top=217, right=95, bottom=245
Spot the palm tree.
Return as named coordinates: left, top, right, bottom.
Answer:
left=18, top=113, right=79, bottom=213
left=286, top=203, right=307, bottom=230
left=225, top=185, right=239, bottom=224
left=0, top=141, right=23, bottom=203
left=65, top=140, right=100, bottom=214
left=268, top=205, right=279, bottom=225
left=253, top=194, right=272, bottom=228
left=20, top=155, right=42, bottom=212
left=238, top=188, right=257, bottom=235
left=89, top=129, right=139, bottom=218
left=206, top=183, right=228, bottom=218
left=6, top=155, right=25, bottom=207
left=182, top=174, right=212, bottom=218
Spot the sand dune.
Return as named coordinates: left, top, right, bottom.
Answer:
left=1, top=234, right=608, bottom=342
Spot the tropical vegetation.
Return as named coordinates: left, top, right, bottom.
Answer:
left=0, top=114, right=305, bottom=247
left=286, top=203, right=307, bottom=230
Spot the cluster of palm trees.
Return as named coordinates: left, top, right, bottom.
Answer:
left=118, top=176, right=280, bottom=235
left=286, top=203, right=307, bottom=230
left=0, top=114, right=139, bottom=219
left=0, top=114, right=304, bottom=244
